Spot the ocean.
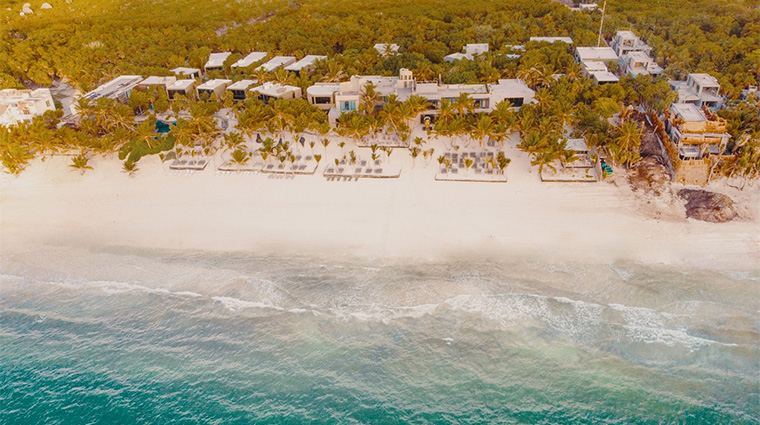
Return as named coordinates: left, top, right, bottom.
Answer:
left=1, top=247, right=758, bottom=424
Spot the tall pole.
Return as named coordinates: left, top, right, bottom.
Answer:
left=597, top=0, right=607, bottom=47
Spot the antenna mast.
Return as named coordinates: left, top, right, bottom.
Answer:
left=597, top=1, right=607, bottom=47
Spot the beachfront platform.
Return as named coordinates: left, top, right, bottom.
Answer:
left=357, top=137, right=409, bottom=148
left=436, top=168, right=507, bottom=182
left=323, top=159, right=401, bottom=179
left=169, top=158, right=210, bottom=171
left=218, top=162, right=260, bottom=172
left=540, top=166, right=598, bottom=182
left=435, top=151, right=508, bottom=182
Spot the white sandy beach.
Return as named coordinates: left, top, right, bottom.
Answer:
left=1, top=134, right=758, bottom=270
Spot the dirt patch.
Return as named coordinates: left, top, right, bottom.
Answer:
left=628, top=157, right=671, bottom=196
left=678, top=189, right=738, bottom=223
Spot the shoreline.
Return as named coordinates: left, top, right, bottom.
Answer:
left=1, top=135, right=759, bottom=271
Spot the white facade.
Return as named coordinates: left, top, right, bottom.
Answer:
left=249, top=82, right=302, bottom=103
left=618, top=51, right=663, bottom=77
left=310, top=68, right=534, bottom=125
left=196, top=79, right=232, bottom=99
left=226, top=80, right=257, bottom=101
left=610, top=30, right=652, bottom=57
left=285, top=55, right=327, bottom=73
left=83, top=75, right=143, bottom=104
left=669, top=73, right=723, bottom=111
left=204, top=52, right=232, bottom=71
left=256, top=56, right=297, bottom=72
left=231, top=52, right=268, bottom=69
left=166, top=79, right=196, bottom=99
left=0, top=88, right=55, bottom=127
left=306, top=83, right=341, bottom=111
left=575, top=47, right=618, bottom=64
left=171, top=67, right=201, bottom=79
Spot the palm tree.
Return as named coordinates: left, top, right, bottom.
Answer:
left=321, top=138, right=330, bottom=153
left=496, top=151, right=511, bottom=174
left=409, top=146, right=421, bottom=167
left=323, top=61, right=346, bottom=83
left=452, top=92, right=475, bottom=116
left=70, top=153, right=93, bottom=174
left=230, top=148, right=251, bottom=165
left=517, top=131, right=548, bottom=162
left=122, top=160, right=138, bottom=176
left=223, top=131, right=245, bottom=152
left=463, top=157, right=474, bottom=173
left=472, top=115, right=496, bottom=147
left=613, top=120, right=643, bottom=167
left=531, top=148, right=561, bottom=174
left=360, top=82, right=381, bottom=115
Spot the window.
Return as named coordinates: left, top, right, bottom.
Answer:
left=314, top=96, right=332, bottom=104
left=340, top=100, right=355, bottom=112
left=506, top=97, right=524, bottom=107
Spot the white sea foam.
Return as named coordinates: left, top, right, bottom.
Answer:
left=212, top=296, right=284, bottom=312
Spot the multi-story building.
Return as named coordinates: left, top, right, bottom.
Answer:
left=669, top=73, right=723, bottom=111
left=226, top=80, right=257, bottom=101
left=137, top=76, right=177, bottom=96
left=249, top=82, right=302, bottom=104
left=204, top=52, right=232, bottom=72
left=256, top=56, right=297, bottom=72
left=196, top=79, right=232, bottom=99
left=617, top=51, right=663, bottom=77
left=231, top=52, right=268, bottom=70
left=663, top=103, right=731, bottom=185
left=82, top=75, right=144, bottom=105
left=610, top=30, right=653, bottom=57
left=285, top=55, right=327, bottom=75
left=0, top=88, right=55, bottom=126
left=166, top=80, right=196, bottom=100
left=171, top=67, right=201, bottom=79
left=306, top=68, right=535, bottom=125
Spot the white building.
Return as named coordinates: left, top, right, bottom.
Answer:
left=171, top=67, right=201, bottom=79
left=256, top=56, right=297, bottom=72
left=575, top=47, right=618, bottom=64
left=166, top=79, right=196, bottom=100
left=249, top=82, right=302, bottom=104
left=226, top=79, right=257, bottom=101
left=306, top=83, right=341, bottom=112
left=529, top=36, right=574, bottom=44
left=669, top=73, right=723, bottom=111
left=138, top=76, right=177, bottom=95
left=204, top=52, right=232, bottom=72
left=610, top=30, right=653, bottom=57
left=0, top=88, right=55, bottom=127
left=309, top=68, right=535, bottom=125
left=285, top=55, right=327, bottom=74
left=82, top=75, right=143, bottom=104
left=618, top=51, right=663, bottom=77
left=196, top=79, right=232, bottom=99
left=374, top=43, right=400, bottom=56
left=231, top=52, right=268, bottom=69
left=444, top=44, right=490, bottom=62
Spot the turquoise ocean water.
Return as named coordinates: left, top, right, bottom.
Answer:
left=1, top=247, right=758, bottom=424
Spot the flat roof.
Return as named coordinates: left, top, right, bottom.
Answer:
left=284, top=55, right=327, bottom=72
left=232, top=52, right=268, bottom=68
left=84, top=75, right=143, bottom=100
left=576, top=47, right=618, bottom=61
left=624, top=51, right=651, bottom=61
left=530, top=36, right=574, bottom=44
left=196, top=79, right=232, bottom=90
left=227, top=79, right=257, bottom=90
left=689, top=73, right=720, bottom=88
left=671, top=103, right=706, bottom=122
left=205, top=52, right=231, bottom=69
left=616, top=30, right=637, bottom=39
left=256, top=56, right=297, bottom=72
left=582, top=60, right=608, bottom=72
left=167, top=80, right=195, bottom=90
left=374, top=43, right=400, bottom=55
left=250, top=82, right=300, bottom=97
left=171, top=67, right=200, bottom=76
left=444, top=53, right=469, bottom=61
left=139, top=76, right=176, bottom=86
left=307, top=83, right=340, bottom=96
left=591, top=71, right=619, bottom=83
